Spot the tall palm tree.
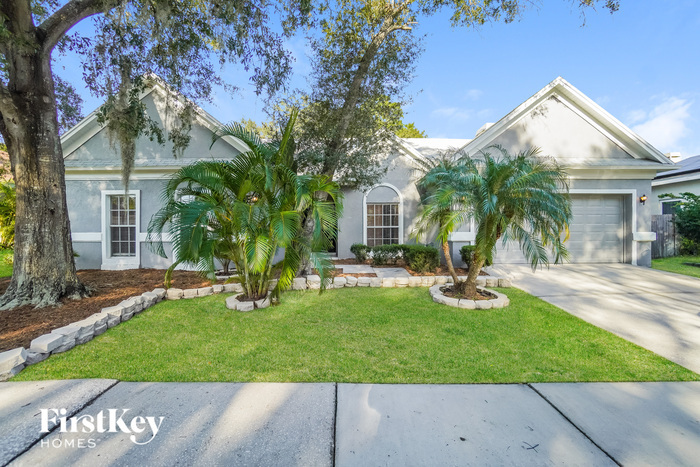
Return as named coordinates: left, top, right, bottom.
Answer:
left=415, top=145, right=571, bottom=299
left=148, top=111, right=343, bottom=301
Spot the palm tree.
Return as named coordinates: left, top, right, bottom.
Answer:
left=415, top=145, right=572, bottom=299
left=147, top=111, right=343, bottom=301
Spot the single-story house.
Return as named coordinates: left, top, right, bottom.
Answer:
left=62, top=77, right=674, bottom=270
left=651, top=155, right=700, bottom=214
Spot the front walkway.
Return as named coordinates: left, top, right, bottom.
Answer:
left=490, top=264, right=700, bottom=374
left=335, top=264, right=411, bottom=277
left=2, top=380, right=699, bottom=466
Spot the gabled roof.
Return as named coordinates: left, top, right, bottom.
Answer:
left=61, top=78, right=250, bottom=160
left=457, top=77, right=675, bottom=168
left=654, top=155, right=700, bottom=180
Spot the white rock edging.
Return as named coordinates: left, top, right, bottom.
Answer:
left=429, top=284, right=510, bottom=310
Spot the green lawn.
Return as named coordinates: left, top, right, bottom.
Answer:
left=652, top=255, right=700, bottom=279
left=0, top=248, right=12, bottom=277
left=16, top=287, right=698, bottom=383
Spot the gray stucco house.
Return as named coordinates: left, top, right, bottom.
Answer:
left=651, top=155, right=700, bottom=214
left=63, top=77, right=674, bottom=270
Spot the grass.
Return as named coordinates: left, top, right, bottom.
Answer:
left=652, top=255, right=700, bottom=279
left=0, top=248, right=12, bottom=277
left=16, top=287, right=698, bottom=384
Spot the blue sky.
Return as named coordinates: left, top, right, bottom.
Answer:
left=59, top=0, right=700, bottom=159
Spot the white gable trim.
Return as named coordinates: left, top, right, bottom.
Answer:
left=390, top=134, right=430, bottom=166
left=458, top=77, right=673, bottom=166
left=61, top=81, right=250, bottom=159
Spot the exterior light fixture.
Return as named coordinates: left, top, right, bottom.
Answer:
left=640, top=194, right=647, bottom=205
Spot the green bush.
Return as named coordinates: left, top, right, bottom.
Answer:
left=0, top=182, right=15, bottom=248
left=460, top=245, right=492, bottom=270
left=403, top=244, right=439, bottom=273
left=370, top=244, right=403, bottom=266
left=350, top=243, right=370, bottom=262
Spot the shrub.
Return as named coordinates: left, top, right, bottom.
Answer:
left=460, top=245, right=492, bottom=270
left=403, top=244, right=439, bottom=273
left=350, top=243, right=370, bottom=262
left=370, top=244, right=403, bottom=265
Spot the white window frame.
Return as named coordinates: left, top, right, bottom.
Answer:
left=660, top=198, right=682, bottom=215
left=101, top=190, right=141, bottom=270
left=362, top=183, right=404, bottom=246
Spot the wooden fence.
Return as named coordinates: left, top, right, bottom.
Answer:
left=651, top=214, right=678, bottom=259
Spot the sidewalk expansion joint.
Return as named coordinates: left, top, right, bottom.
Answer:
left=526, top=383, right=621, bottom=467
left=331, top=382, right=338, bottom=467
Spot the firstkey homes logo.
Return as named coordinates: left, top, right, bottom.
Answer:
left=40, top=408, right=165, bottom=448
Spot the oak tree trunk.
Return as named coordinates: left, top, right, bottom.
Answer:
left=0, top=37, right=88, bottom=308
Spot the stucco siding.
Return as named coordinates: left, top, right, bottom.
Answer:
left=336, top=148, right=423, bottom=258
left=64, top=93, right=240, bottom=167
left=651, top=178, right=700, bottom=214
left=488, top=95, right=633, bottom=162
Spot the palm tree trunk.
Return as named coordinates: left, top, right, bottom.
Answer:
left=464, top=255, right=486, bottom=299
left=441, top=239, right=460, bottom=287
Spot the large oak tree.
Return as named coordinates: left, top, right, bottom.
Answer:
left=0, top=0, right=310, bottom=308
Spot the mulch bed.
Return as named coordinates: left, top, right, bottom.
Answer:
left=442, top=286, right=496, bottom=301
left=0, top=269, right=219, bottom=352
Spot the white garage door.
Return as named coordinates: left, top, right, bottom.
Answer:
left=566, top=194, right=624, bottom=263
left=493, top=194, right=625, bottom=264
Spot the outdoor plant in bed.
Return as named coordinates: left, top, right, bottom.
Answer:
left=414, top=145, right=572, bottom=300
left=147, top=110, right=342, bottom=303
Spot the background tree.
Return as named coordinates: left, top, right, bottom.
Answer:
left=396, top=122, right=427, bottom=138
left=659, top=192, right=700, bottom=255
left=0, top=0, right=311, bottom=308
left=415, top=146, right=572, bottom=299
left=290, top=0, right=619, bottom=189
left=237, top=118, right=280, bottom=141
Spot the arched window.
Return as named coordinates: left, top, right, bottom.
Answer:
left=363, top=184, right=403, bottom=246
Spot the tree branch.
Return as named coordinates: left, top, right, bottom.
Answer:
left=39, top=0, right=123, bottom=52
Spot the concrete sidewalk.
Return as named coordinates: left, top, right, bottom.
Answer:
left=2, top=380, right=699, bottom=466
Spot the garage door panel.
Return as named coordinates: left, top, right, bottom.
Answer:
left=494, top=194, right=624, bottom=264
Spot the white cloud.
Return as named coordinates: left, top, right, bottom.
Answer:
left=631, top=97, right=692, bottom=151
left=626, top=109, right=647, bottom=124
left=464, top=89, right=483, bottom=101
left=431, top=107, right=472, bottom=121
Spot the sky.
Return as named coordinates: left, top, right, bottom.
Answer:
left=56, top=0, right=700, bottom=159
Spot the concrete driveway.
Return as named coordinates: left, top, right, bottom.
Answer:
left=491, top=263, right=700, bottom=374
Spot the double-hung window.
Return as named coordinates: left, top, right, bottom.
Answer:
left=366, top=203, right=399, bottom=246
left=101, top=190, right=140, bottom=270
left=109, top=194, right=137, bottom=256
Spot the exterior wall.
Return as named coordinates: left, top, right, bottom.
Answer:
left=651, top=178, right=700, bottom=214
left=64, top=93, right=238, bottom=166
left=64, top=89, right=242, bottom=270
left=336, top=147, right=423, bottom=258
left=67, top=178, right=180, bottom=269
left=489, top=95, right=633, bottom=161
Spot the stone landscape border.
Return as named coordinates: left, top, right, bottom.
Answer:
left=0, top=273, right=512, bottom=380
left=429, top=284, right=510, bottom=309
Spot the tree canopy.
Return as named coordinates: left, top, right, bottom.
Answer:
left=287, top=0, right=619, bottom=190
